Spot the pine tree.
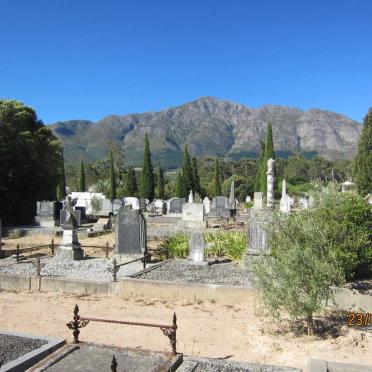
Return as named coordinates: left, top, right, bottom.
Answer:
left=125, top=166, right=138, bottom=196
left=157, top=162, right=165, bottom=199
left=213, top=158, right=222, bottom=196
left=182, top=146, right=193, bottom=196
left=353, top=108, right=372, bottom=195
left=109, top=150, right=117, bottom=201
left=139, top=133, right=155, bottom=200
left=79, top=161, right=86, bottom=192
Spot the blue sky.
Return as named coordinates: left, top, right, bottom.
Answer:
left=1, top=0, right=371, bottom=124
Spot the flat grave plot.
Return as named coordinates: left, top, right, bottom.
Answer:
left=179, top=357, right=301, bottom=372
left=135, top=259, right=253, bottom=287
left=44, top=343, right=181, bottom=372
left=0, top=333, right=47, bottom=367
left=0, top=256, right=154, bottom=282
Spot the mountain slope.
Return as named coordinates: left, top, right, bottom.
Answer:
left=49, top=97, right=363, bottom=167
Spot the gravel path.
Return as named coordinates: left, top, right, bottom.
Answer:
left=0, top=256, right=152, bottom=282
left=137, top=259, right=253, bottom=287
left=0, top=333, right=46, bottom=367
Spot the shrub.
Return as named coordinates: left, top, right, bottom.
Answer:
left=157, top=233, right=189, bottom=260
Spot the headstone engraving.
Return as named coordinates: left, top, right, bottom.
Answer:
left=188, top=231, right=206, bottom=264
left=115, top=208, right=147, bottom=254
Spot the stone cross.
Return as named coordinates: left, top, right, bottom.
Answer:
left=266, top=158, right=275, bottom=208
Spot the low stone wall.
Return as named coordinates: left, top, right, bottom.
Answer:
left=0, top=273, right=371, bottom=311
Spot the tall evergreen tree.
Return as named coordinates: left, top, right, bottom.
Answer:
left=353, top=108, right=372, bottom=195
left=125, top=166, right=138, bottom=196
left=176, top=173, right=186, bottom=198
left=109, top=150, right=117, bottom=201
left=213, top=158, right=222, bottom=196
left=181, top=146, right=193, bottom=196
left=79, top=161, right=86, bottom=192
left=254, top=140, right=266, bottom=192
left=191, top=156, right=202, bottom=197
left=157, top=162, right=165, bottom=199
left=139, top=133, right=155, bottom=200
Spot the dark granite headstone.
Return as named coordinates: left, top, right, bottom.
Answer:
left=168, top=198, right=185, bottom=213
left=60, top=209, right=81, bottom=227
left=214, top=196, right=228, bottom=209
left=74, top=206, right=86, bottom=222
left=115, top=208, right=147, bottom=254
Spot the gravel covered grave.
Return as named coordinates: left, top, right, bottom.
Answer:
left=0, top=256, right=151, bottom=282
left=0, top=333, right=47, bottom=367
left=136, top=259, right=253, bottom=287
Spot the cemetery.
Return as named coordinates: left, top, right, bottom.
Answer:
left=0, top=101, right=371, bottom=371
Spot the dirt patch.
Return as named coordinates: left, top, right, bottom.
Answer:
left=0, top=291, right=371, bottom=371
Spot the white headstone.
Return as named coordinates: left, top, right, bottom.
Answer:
left=123, top=197, right=140, bottom=210
left=182, top=203, right=204, bottom=221
left=253, top=192, right=264, bottom=210
left=245, top=196, right=251, bottom=203
left=279, top=180, right=291, bottom=214
left=188, top=231, right=206, bottom=264
left=188, top=190, right=194, bottom=204
left=203, top=197, right=211, bottom=214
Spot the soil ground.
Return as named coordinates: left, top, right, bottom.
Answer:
left=0, top=291, right=371, bottom=371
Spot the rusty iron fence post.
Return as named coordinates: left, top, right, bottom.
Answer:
left=143, top=251, right=147, bottom=270
left=50, top=239, right=55, bottom=256
left=16, top=244, right=20, bottom=262
left=161, top=312, right=177, bottom=355
left=105, top=242, right=109, bottom=259
left=111, top=356, right=117, bottom=372
left=32, top=255, right=41, bottom=277
left=66, top=304, right=89, bottom=343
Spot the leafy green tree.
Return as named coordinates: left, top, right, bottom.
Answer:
left=109, top=150, right=117, bottom=200
left=253, top=211, right=344, bottom=336
left=181, top=146, right=193, bottom=197
left=157, top=162, right=165, bottom=199
left=0, top=99, right=62, bottom=224
left=125, top=166, right=138, bottom=196
left=139, top=133, right=155, bottom=200
left=79, top=161, right=86, bottom=192
left=213, top=158, right=222, bottom=196
left=353, top=108, right=372, bottom=195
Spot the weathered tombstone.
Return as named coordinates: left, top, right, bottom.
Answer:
left=203, top=197, right=211, bottom=214
left=60, top=209, right=81, bottom=227
left=214, top=196, right=228, bottom=209
left=279, top=179, right=291, bottom=214
left=208, top=196, right=231, bottom=218
left=74, top=206, right=87, bottom=222
left=247, top=212, right=270, bottom=255
left=115, top=208, right=147, bottom=254
left=179, top=203, right=206, bottom=228
left=245, top=196, right=251, bottom=203
left=56, top=196, right=84, bottom=260
left=266, top=158, right=275, bottom=207
left=188, top=231, right=206, bottom=264
left=35, top=201, right=62, bottom=227
left=341, top=181, right=356, bottom=192
left=168, top=198, right=185, bottom=213
left=139, top=198, right=147, bottom=211
left=154, top=199, right=166, bottom=214
left=112, top=199, right=124, bottom=214
left=253, top=192, right=264, bottom=210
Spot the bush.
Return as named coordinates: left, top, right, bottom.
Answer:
left=157, top=233, right=189, bottom=260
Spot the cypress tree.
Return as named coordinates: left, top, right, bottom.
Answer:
left=176, top=173, right=186, bottom=198
left=109, top=150, right=117, bottom=201
left=139, top=133, right=155, bottom=200
left=182, top=146, right=193, bottom=196
left=353, top=108, right=372, bottom=195
left=125, top=166, right=138, bottom=196
left=79, top=161, right=86, bottom=192
left=259, top=122, right=276, bottom=194
left=254, top=140, right=266, bottom=192
left=191, top=156, right=202, bottom=196
left=213, top=158, right=222, bottom=196
left=157, top=162, right=165, bottom=199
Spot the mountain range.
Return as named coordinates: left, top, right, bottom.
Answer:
left=49, top=97, right=363, bottom=168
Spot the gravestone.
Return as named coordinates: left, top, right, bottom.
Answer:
left=60, top=209, right=81, bottom=227
left=139, top=198, right=147, bottom=211
left=124, top=197, right=140, bottom=210
left=115, top=208, right=147, bottom=254
left=188, top=231, right=206, bottom=264
left=168, top=198, right=185, bottom=213
left=203, top=197, right=211, bottom=214
left=56, top=196, right=84, bottom=260
left=112, top=199, right=124, bottom=214
left=74, top=206, right=87, bottom=222
left=35, top=201, right=62, bottom=227
left=245, top=196, right=251, bottom=203
left=279, top=179, right=291, bottom=214
left=253, top=192, right=264, bottom=210
left=229, top=180, right=236, bottom=210
left=179, top=203, right=206, bottom=228
left=247, top=211, right=271, bottom=255
left=188, top=190, right=194, bottom=204
left=208, top=196, right=231, bottom=218
left=154, top=199, right=166, bottom=214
